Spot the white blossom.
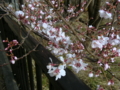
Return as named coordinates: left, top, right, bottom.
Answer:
left=51, top=1, right=55, bottom=4
left=89, top=25, right=93, bottom=28
left=47, top=64, right=53, bottom=71
left=47, top=64, right=66, bottom=80
left=89, top=72, right=94, bottom=77
left=42, top=23, right=48, bottom=28
left=40, top=10, right=45, bottom=15
left=10, top=60, right=15, bottom=64
left=58, top=56, right=64, bottom=62
left=14, top=56, right=18, bottom=60
left=91, top=40, right=103, bottom=50
left=69, top=59, right=88, bottom=73
left=111, top=58, right=115, bottom=63
left=46, top=15, right=52, bottom=19
left=96, top=85, right=104, bottom=90
left=7, top=4, right=13, bottom=10
left=67, top=8, right=74, bottom=13
left=91, top=36, right=109, bottom=50
left=28, top=4, right=32, bottom=8
left=117, top=49, right=120, bottom=56
left=112, top=47, right=117, bottom=52
left=108, top=39, right=120, bottom=45
left=108, top=80, right=114, bottom=85
left=66, top=53, right=75, bottom=59
left=99, top=10, right=112, bottom=19
left=104, top=63, right=110, bottom=70
left=15, top=10, right=24, bottom=19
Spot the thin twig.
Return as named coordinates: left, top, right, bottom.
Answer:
left=44, top=0, right=98, bottom=59
left=107, top=70, right=120, bottom=81
left=0, top=63, right=9, bottom=67
left=16, top=44, right=39, bottom=61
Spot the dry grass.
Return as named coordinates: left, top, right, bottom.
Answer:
left=75, top=57, right=120, bottom=90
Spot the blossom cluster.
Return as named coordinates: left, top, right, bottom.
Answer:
left=92, top=34, right=120, bottom=50
left=10, top=0, right=88, bottom=80
left=91, top=33, right=120, bottom=70
left=6, top=0, right=120, bottom=89
left=3, top=39, right=18, bottom=64
left=47, top=58, right=66, bottom=80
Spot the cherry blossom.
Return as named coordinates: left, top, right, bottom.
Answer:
left=116, top=49, right=120, bottom=56
left=10, top=60, right=15, bottom=64
left=8, top=0, right=120, bottom=88
left=95, top=70, right=102, bottom=77
left=47, top=64, right=66, bottom=80
left=91, top=36, right=109, bottom=50
left=67, top=8, right=74, bottom=13
left=7, top=4, right=13, bottom=10
left=99, top=10, right=112, bottom=19
left=104, top=63, right=110, bottom=70
left=10, top=56, right=18, bottom=64
left=15, top=10, right=25, bottom=19
left=110, top=58, right=115, bottom=63
left=69, top=59, right=88, bottom=73
left=58, top=56, right=64, bottom=62
left=96, top=85, right=105, bottom=90
left=91, top=40, right=103, bottom=50
left=46, top=58, right=66, bottom=80
left=12, top=40, right=19, bottom=45
left=107, top=80, right=114, bottom=85
left=89, top=72, right=94, bottom=77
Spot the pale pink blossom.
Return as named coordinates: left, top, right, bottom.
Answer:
left=89, top=72, right=94, bottom=77
left=89, top=25, right=94, bottom=29
left=58, top=56, right=64, bottom=62
left=95, top=74, right=99, bottom=77
left=14, top=56, right=18, bottom=60
left=7, top=4, right=13, bottom=10
left=28, top=4, right=32, bottom=8
left=110, top=58, right=115, bottom=63
left=51, top=1, right=55, bottom=4
left=10, top=60, right=15, bottom=64
left=97, top=36, right=109, bottom=45
left=106, top=2, right=110, bottom=4
left=42, top=23, right=48, bottom=29
left=40, top=10, right=45, bottom=15
left=91, top=40, right=103, bottom=49
left=108, top=39, right=120, bottom=45
left=66, top=53, right=75, bottom=59
left=97, top=59, right=102, bottom=64
left=3, top=40, right=8, bottom=42
left=92, top=36, right=109, bottom=50
left=108, top=80, right=114, bottom=85
left=104, top=63, right=110, bottom=70
left=15, top=10, right=24, bottom=19
left=95, top=70, right=102, bottom=77
left=47, top=64, right=66, bottom=80
left=69, top=59, right=88, bottom=73
left=96, top=85, right=105, bottom=90
left=67, top=8, right=74, bottom=13
left=99, top=10, right=112, bottom=19
left=47, top=63, right=54, bottom=71
left=117, top=49, right=120, bottom=56
left=5, top=47, right=8, bottom=50
left=12, top=40, right=19, bottom=45
left=112, top=47, right=117, bottom=52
